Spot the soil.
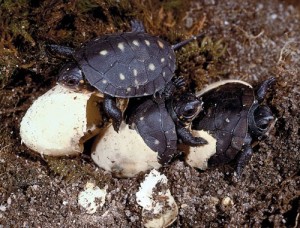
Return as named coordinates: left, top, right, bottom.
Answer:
left=0, top=0, right=299, bottom=227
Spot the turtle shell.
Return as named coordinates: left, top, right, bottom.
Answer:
left=73, top=32, right=176, bottom=98
left=127, top=98, right=177, bottom=165
left=193, top=80, right=255, bottom=165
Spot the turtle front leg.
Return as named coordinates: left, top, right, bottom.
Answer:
left=256, top=77, right=276, bottom=102
left=236, top=134, right=253, bottom=177
left=103, top=95, right=122, bottom=132
left=163, top=76, right=186, bottom=99
left=177, top=127, right=207, bottom=146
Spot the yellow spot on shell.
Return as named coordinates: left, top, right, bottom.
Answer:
left=157, top=40, right=164, bottom=49
left=118, top=43, right=125, bottom=51
left=119, top=73, right=125, bottom=80
left=133, top=40, right=139, bottom=46
left=99, top=50, right=108, bottom=55
left=148, top=63, right=156, bottom=71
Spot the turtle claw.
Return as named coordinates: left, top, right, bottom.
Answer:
left=173, top=76, right=186, bottom=89
left=112, top=120, right=121, bottom=132
left=194, top=137, right=208, bottom=145
left=131, top=20, right=145, bottom=32
left=163, top=76, right=187, bottom=99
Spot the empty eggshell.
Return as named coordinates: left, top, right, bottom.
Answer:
left=180, top=129, right=217, bottom=170
left=20, top=84, right=103, bottom=156
left=136, top=169, right=178, bottom=228
left=78, top=182, right=107, bottom=214
left=91, top=123, right=161, bottom=178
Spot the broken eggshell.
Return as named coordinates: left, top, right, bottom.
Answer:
left=78, top=182, right=107, bottom=214
left=182, top=80, right=253, bottom=170
left=20, top=84, right=103, bottom=156
left=136, top=169, right=178, bottom=228
left=91, top=123, right=161, bottom=178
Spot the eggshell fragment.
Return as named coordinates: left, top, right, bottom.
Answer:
left=195, top=79, right=252, bottom=97
left=136, top=169, right=178, bottom=228
left=78, top=182, right=107, bottom=214
left=20, top=84, right=102, bottom=156
left=180, top=130, right=217, bottom=170
left=91, top=123, right=161, bottom=178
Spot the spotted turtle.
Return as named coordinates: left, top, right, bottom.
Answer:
left=192, top=78, right=275, bottom=175
left=126, top=90, right=207, bottom=165
left=48, top=21, right=203, bottom=131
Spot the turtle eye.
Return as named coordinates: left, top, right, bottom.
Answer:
left=183, top=108, right=196, bottom=116
left=66, top=78, right=78, bottom=86
left=182, top=106, right=200, bottom=119
left=252, top=105, right=274, bottom=136
left=256, top=116, right=273, bottom=130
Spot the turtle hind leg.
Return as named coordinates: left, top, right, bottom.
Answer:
left=46, top=44, right=75, bottom=59
left=236, top=134, right=253, bottom=177
left=171, top=32, right=205, bottom=50
left=177, top=127, right=207, bottom=146
left=103, top=95, right=122, bottom=132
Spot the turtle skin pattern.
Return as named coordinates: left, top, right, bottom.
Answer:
left=74, top=32, right=176, bottom=98
left=193, top=83, right=255, bottom=165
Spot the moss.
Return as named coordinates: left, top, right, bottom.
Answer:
left=176, top=36, right=228, bottom=90
left=44, top=156, right=110, bottom=188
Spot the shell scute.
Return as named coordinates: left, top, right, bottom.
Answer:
left=75, top=31, right=175, bottom=97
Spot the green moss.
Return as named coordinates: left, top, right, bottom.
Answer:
left=76, top=0, right=102, bottom=13
left=200, top=36, right=227, bottom=61
left=175, top=36, right=228, bottom=90
left=44, top=156, right=110, bottom=187
left=162, top=0, right=185, bottom=10
left=0, top=0, right=34, bottom=86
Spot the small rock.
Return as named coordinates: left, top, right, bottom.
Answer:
left=222, top=196, right=234, bottom=207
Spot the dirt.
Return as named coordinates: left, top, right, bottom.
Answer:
left=0, top=0, right=299, bottom=227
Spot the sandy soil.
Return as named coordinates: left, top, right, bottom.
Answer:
left=0, top=0, right=299, bottom=227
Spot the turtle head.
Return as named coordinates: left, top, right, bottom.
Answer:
left=249, top=103, right=274, bottom=137
left=57, top=62, right=85, bottom=91
left=171, top=93, right=203, bottom=126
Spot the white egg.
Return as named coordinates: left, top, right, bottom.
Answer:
left=91, top=123, right=161, bottom=178
left=20, top=84, right=102, bottom=156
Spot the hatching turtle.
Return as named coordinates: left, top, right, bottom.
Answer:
left=192, top=78, right=275, bottom=175
left=48, top=21, right=204, bottom=131
left=126, top=91, right=207, bottom=165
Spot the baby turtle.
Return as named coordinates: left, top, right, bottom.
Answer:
left=192, top=78, right=275, bottom=175
left=126, top=91, right=207, bottom=165
left=48, top=21, right=203, bottom=131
